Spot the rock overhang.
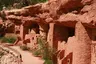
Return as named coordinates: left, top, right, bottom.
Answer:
left=1, top=0, right=96, bottom=28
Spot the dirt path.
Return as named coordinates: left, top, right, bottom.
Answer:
left=10, top=46, right=44, bottom=64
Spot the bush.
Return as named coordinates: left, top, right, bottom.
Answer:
left=32, top=37, right=55, bottom=64
left=32, top=49, right=42, bottom=57
left=44, top=59, right=53, bottom=64
left=20, top=45, right=29, bottom=51
left=0, top=36, right=17, bottom=44
left=0, top=0, right=48, bottom=10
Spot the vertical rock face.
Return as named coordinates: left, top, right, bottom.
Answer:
left=1, top=0, right=96, bottom=64
left=73, top=22, right=91, bottom=64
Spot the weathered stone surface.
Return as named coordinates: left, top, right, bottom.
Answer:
left=47, top=23, right=54, bottom=47
left=1, top=0, right=96, bottom=64
left=0, top=46, right=21, bottom=64
left=74, top=22, right=91, bottom=64
left=0, top=0, right=96, bottom=28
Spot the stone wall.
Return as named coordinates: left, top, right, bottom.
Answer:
left=25, top=34, right=40, bottom=50
left=73, top=22, right=91, bottom=64
left=0, top=0, right=96, bottom=64
left=56, top=22, right=92, bottom=64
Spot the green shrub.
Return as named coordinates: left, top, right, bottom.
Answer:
left=32, top=37, right=55, bottom=64
left=32, top=49, right=42, bottom=56
left=20, top=45, right=29, bottom=51
left=0, top=0, right=48, bottom=10
left=44, top=59, right=53, bottom=64
left=1, top=36, right=17, bottom=44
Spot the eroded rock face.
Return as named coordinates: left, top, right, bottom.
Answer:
left=0, top=46, right=21, bottom=64
left=0, top=0, right=95, bottom=28
left=0, top=0, right=96, bottom=64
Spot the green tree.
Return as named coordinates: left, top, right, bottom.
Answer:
left=0, top=0, right=47, bottom=10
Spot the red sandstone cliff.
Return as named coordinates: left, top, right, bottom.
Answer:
left=0, top=0, right=95, bottom=64
left=0, top=0, right=96, bottom=28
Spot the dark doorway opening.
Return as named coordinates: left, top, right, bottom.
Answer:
left=30, top=23, right=39, bottom=34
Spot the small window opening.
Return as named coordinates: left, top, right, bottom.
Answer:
left=67, top=59, right=70, bottom=64
left=16, top=31, right=20, bottom=34
left=32, top=37, right=34, bottom=40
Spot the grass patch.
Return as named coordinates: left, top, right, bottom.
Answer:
left=0, top=35, right=17, bottom=44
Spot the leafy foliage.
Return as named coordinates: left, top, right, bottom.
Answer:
left=20, top=45, right=29, bottom=51
left=32, top=37, right=55, bottom=64
left=44, top=59, right=53, bottom=64
left=0, top=0, right=48, bottom=10
left=0, top=36, right=17, bottom=44
left=29, top=0, right=47, bottom=4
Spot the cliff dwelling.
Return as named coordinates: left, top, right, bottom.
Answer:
left=0, top=0, right=96, bottom=64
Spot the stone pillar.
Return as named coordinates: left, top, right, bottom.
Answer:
left=20, top=25, right=28, bottom=41
left=47, top=23, right=54, bottom=47
left=47, top=23, right=57, bottom=64
left=39, top=23, right=48, bottom=40
left=73, top=22, right=91, bottom=64
left=20, top=25, right=24, bottom=40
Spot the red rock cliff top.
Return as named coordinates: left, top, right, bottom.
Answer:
left=1, top=0, right=96, bottom=28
